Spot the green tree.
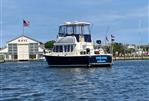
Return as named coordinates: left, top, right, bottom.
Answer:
left=112, top=42, right=125, bottom=56
left=44, top=40, right=55, bottom=49
left=140, top=45, right=149, bottom=51
left=104, top=46, right=110, bottom=53
left=127, top=48, right=135, bottom=54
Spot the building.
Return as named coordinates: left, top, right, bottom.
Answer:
left=127, top=44, right=136, bottom=49
left=0, top=35, right=44, bottom=61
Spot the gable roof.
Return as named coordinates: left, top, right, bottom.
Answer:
left=7, top=35, right=43, bottom=44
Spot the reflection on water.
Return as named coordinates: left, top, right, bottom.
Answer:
left=0, top=60, right=149, bottom=101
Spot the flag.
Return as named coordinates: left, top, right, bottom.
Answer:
left=111, top=34, right=115, bottom=38
left=111, top=39, right=115, bottom=42
left=111, top=34, right=115, bottom=42
left=23, top=20, right=30, bottom=27
left=106, top=36, right=109, bottom=41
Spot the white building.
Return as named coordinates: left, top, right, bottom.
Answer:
left=127, top=44, right=136, bottom=49
left=0, top=35, right=44, bottom=61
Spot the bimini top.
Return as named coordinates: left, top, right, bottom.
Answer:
left=61, top=21, right=90, bottom=26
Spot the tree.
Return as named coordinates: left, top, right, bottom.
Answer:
left=140, top=45, right=149, bottom=51
left=112, top=42, right=125, bottom=56
left=127, top=48, right=135, bottom=53
left=44, top=40, right=55, bottom=49
left=104, top=46, right=110, bottom=53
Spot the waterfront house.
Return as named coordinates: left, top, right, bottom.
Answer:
left=0, top=35, right=44, bottom=61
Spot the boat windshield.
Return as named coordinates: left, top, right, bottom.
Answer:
left=59, top=24, right=91, bottom=36
left=53, top=45, right=75, bottom=52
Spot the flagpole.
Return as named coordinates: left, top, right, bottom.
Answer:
left=23, top=19, right=30, bottom=35
left=105, top=37, right=107, bottom=46
left=105, top=26, right=109, bottom=46
left=111, top=40, right=113, bottom=56
left=110, top=35, right=112, bottom=56
left=110, top=34, right=114, bottom=56
left=23, top=20, right=24, bottom=35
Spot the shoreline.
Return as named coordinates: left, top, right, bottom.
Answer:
left=0, top=56, right=149, bottom=63
left=113, top=56, right=149, bottom=61
left=0, top=60, right=5, bottom=63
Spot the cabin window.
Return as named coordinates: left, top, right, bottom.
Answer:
left=64, top=45, right=69, bottom=52
left=53, top=45, right=75, bottom=52
left=67, top=26, right=73, bottom=34
left=58, top=24, right=90, bottom=36
left=55, top=46, right=59, bottom=52
left=59, top=46, right=63, bottom=52
left=56, top=45, right=62, bottom=52
left=53, top=45, right=63, bottom=52
left=67, top=45, right=70, bottom=52
left=64, top=45, right=66, bottom=52
left=53, top=47, right=56, bottom=52
left=70, top=45, right=73, bottom=52
left=64, top=45, right=75, bottom=52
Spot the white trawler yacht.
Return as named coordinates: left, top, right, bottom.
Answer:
left=44, top=21, right=112, bottom=67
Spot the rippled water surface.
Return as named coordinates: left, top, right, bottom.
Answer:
left=0, top=60, right=149, bottom=101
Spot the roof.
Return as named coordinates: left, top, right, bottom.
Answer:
left=61, top=21, right=90, bottom=26
left=0, top=47, right=8, bottom=53
left=7, top=35, right=43, bottom=44
left=56, top=36, right=76, bottom=44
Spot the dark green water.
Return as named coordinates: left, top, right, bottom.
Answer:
left=0, top=60, right=149, bottom=101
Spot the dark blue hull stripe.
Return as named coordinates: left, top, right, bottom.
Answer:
left=45, top=55, right=112, bottom=67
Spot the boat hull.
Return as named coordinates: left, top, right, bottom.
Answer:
left=44, top=55, right=112, bottom=67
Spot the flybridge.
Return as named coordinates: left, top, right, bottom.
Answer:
left=58, top=21, right=91, bottom=42
left=59, top=21, right=91, bottom=35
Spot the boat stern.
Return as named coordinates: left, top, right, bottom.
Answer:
left=89, top=55, right=113, bottom=67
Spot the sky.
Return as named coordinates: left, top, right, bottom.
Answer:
left=0, top=0, right=149, bottom=47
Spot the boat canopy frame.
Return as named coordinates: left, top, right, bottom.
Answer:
left=58, top=22, right=91, bottom=36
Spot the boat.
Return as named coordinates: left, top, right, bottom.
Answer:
left=44, top=21, right=113, bottom=67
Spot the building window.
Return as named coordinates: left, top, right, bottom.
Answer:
left=8, top=44, right=17, bottom=55
left=29, top=43, right=38, bottom=55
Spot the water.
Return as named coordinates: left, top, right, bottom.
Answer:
left=0, top=60, right=149, bottom=101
